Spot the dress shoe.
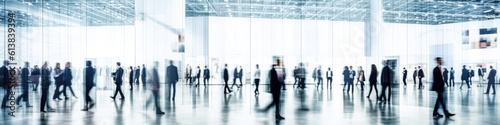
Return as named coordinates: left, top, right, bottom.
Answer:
left=445, top=113, right=455, bottom=117
left=110, top=96, right=116, bottom=100
left=40, top=110, right=47, bottom=113
left=120, top=97, right=125, bottom=100
left=275, top=115, right=285, bottom=119
left=156, top=111, right=165, bottom=114
left=433, top=113, right=443, bottom=117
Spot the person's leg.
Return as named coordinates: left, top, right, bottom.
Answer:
left=52, top=84, right=59, bottom=99
left=62, top=85, right=68, bottom=98
left=343, top=80, right=347, bottom=90
left=466, top=79, right=471, bottom=88
left=437, top=92, right=448, bottom=114
left=368, top=83, right=373, bottom=97
left=414, top=77, right=416, bottom=84
left=166, top=83, right=171, bottom=100
left=172, top=83, right=176, bottom=100
left=112, top=85, right=119, bottom=98
left=486, top=81, right=491, bottom=93
left=68, top=85, right=77, bottom=97
left=153, top=90, right=162, bottom=112
left=232, top=78, right=237, bottom=88
left=493, top=82, right=496, bottom=93
left=118, top=85, right=124, bottom=98
left=347, top=80, right=351, bottom=92
left=239, top=77, right=243, bottom=86
left=380, top=85, right=387, bottom=101
left=203, top=78, right=206, bottom=86
left=388, top=84, right=392, bottom=102
left=433, top=93, right=440, bottom=115
left=274, top=93, right=281, bottom=117
left=403, top=78, right=407, bottom=86
left=419, top=78, right=423, bottom=89
left=361, top=81, right=364, bottom=90
left=40, top=87, right=48, bottom=111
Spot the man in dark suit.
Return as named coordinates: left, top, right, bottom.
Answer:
left=0, top=61, right=11, bottom=108
left=238, top=66, right=244, bottom=86
left=316, top=65, right=323, bottom=89
left=166, top=61, right=179, bottom=101
left=62, top=62, right=77, bottom=99
left=413, top=67, right=417, bottom=85
left=261, top=59, right=285, bottom=120
left=135, top=66, right=141, bottom=85
left=146, top=61, right=165, bottom=114
left=484, top=66, right=496, bottom=94
left=31, top=65, right=41, bottom=91
left=460, top=65, right=470, bottom=89
left=443, top=68, right=449, bottom=87
left=326, top=67, right=333, bottom=89
left=431, top=57, right=455, bottom=118
left=418, top=66, right=425, bottom=89
left=342, top=66, right=349, bottom=91
left=450, top=67, right=455, bottom=86
left=203, top=66, right=210, bottom=87
left=469, top=66, right=475, bottom=86
left=40, top=62, right=55, bottom=112
left=478, top=65, right=484, bottom=87
left=293, top=66, right=299, bottom=88
left=141, top=64, right=146, bottom=86
left=82, top=61, right=96, bottom=111
left=194, top=66, right=201, bottom=87
left=347, top=66, right=356, bottom=93
left=232, top=66, right=239, bottom=88
left=111, top=62, right=125, bottom=100
left=223, top=64, right=232, bottom=94
left=380, top=61, right=391, bottom=103
left=402, top=67, right=407, bottom=87
left=16, top=62, right=32, bottom=107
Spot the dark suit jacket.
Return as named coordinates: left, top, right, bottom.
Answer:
left=461, top=68, right=469, bottom=80
left=196, top=69, right=201, bottom=78
left=115, top=67, right=124, bottom=85
left=431, top=66, right=444, bottom=92
left=239, top=69, right=243, bottom=78
left=478, top=68, right=484, bottom=77
left=233, top=68, right=238, bottom=78
left=488, top=69, right=496, bottom=81
left=21, top=67, right=29, bottom=90
left=443, top=69, right=448, bottom=80
left=203, top=69, right=210, bottom=78
left=342, top=69, right=349, bottom=81
left=129, top=69, right=134, bottom=83
left=470, top=70, right=475, bottom=77
left=413, top=70, right=417, bottom=77
left=151, top=68, right=160, bottom=88
left=41, top=67, right=51, bottom=87
left=223, top=68, right=229, bottom=80
left=402, top=70, right=407, bottom=78
left=0, top=66, right=8, bottom=88
left=64, top=68, right=73, bottom=85
left=381, top=66, right=391, bottom=85
left=85, top=66, right=95, bottom=87
left=317, top=69, right=322, bottom=78
left=418, top=69, right=424, bottom=78
left=141, top=68, right=146, bottom=80
left=269, top=68, right=283, bottom=94
left=135, top=69, right=140, bottom=78
left=166, top=65, right=178, bottom=83
left=369, top=69, right=378, bottom=83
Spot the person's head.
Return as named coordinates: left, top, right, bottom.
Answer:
left=469, top=66, right=472, bottom=69
left=143, top=64, right=145, bottom=67
left=344, top=66, right=348, bottom=70
left=138, top=66, right=140, bottom=69
left=197, top=66, right=200, bottom=69
left=130, top=66, right=133, bottom=69
left=225, top=64, right=228, bottom=67
left=240, top=66, right=242, bottom=68
left=480, top=65, right=482, bottom=68
left=382, top=60, right=388, bottom=66
left=34, top=65, right=38, bottom=68
left=276, top=59, right=281, bottom=66
left=418, top=66, right=421, bottom=69
left=328, top=67, right=331, bottom=70
left=435, top=57, right=442, bottom=65
left=86, top=60, right=92, bottom=67
left=3, top=60, right=8, bottom=66
left=451, top=67, right=453, bottom=70
left=153, top=61, right=159, bottom=68
left=43, top=62, right=48, bottom=68
left=116, top=62, right=121, bottom=67
left=256, top=64, right=259, bottom=69
left=490, top=66, right=493, bottom=69
left=66, top=62, right=71, bottom=68
left=169, top=60, right=174, bottom=65
left=403, top=67, right=406, bottom=70
left=444, top=68, right=447, bottom=70
left=299, top=63, right=304, bottom=67
left=55, top=63, right=60, bottom=69
left=24, top=62, right=29, bottom=67
left=371, top=64, right=377, bottom=71
left=463, top=65, right=466, bottom=68
left=318, top=65, right=321, bottom=69
left=415, top=67, right=417, bottom=69
left=359, top=66, right=362, bottom=70
left=295, top=66, right=297, bottom=69
left=349, top=66, right=353, bottom=70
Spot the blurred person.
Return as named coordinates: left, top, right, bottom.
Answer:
left=260, top=59, right=284, bottom=120
left=31, top=65, right=40, bottom=91
left=145, top=61, right=165, bottom=114
left=141, top=64, right=146, bottom=86
left=129, top=66, right=134, bottom=90
left=402, top=67, right=407, bottom=87
left=254, top=64, right=260, bottom=94
left=380, top=61, right=391, bottom=103
left=484, top=66, right=496, bottom=94
left=443, top=68, right=449, bottom=87
left=431, top=57, right=455, bottom=118
left=232, top=66, right=240, bottom=88
left=469, top=66, right=475, bottom=86
left=82, top=61, right=96, bottom=111
left=223, top=64, right=232, bottom=94
left=111, top=62, right=125, bottom=100
left=342, top=66, right=349, bottom=91
left=298, top=63, right=307, bottom=89
left=478, top=65, right=484, bottom=87
left=166, top=60, right=179, bottom=100
left=282, top=65, right=287, bottom=90
left=460, top=65, right=470, bottom=89
left=185, top=65, right=192, bottom=84
left=347, top=66, right=356, bottom=93
left=413, top=67, right=418, bottom=85
left=238, top=66, right=244, bottom=86
left=312, top=67, right=317, bottom=83
left=358, top=66, right=365, bottom=91
left=52, top=63, right=64, bottom=101
left=418, top=66, right=425, bottom=89
left=293, top=66, right=299, bottom=88
left=203, top=65, right=210, bottom=87
left=194, top=66, right=201, bottom=87
left=316, top=65, right=323, bottom=89
left=135, top=66, right=141, bottom=85
left=62, top=62, right=77, bottom=99
left=0, top=61, right=10, bottom=108
left=40, top=62, right=55, bottom=112
left=326, top=67, right=333, bottom=89
left=16, top=62, right=32, bottom=107
left=450, top=67, right=455, bottom=86
left=367, top=64, right=379, bottom=99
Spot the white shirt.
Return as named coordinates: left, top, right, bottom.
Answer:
left=254, top=69, right=261, bottom=79
left=327, top=70, right=333, bottom=77
left=275, top=66, right=284, bottom=81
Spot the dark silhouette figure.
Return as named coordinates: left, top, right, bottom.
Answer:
left=223, top=64, right=232, bottom=94
left=0, top=61, right=11, bottom=108
left=431, top=57, right=455, bottom=118
left=141, top=64, right=146, bottom=86
left=62, top=62, right=77, bottom=99
left=293, top=66, right=299, bottom=88
left=347, top=66, right=356, bottom=93
left=111, top=62, right=125, bottom=100
left=358, top=66, right=366, bottom=91
left=82, top=61, right=96, bottom=111
left=146, top=61, right=165, bottom=114
left=194, top=66, right=201, bottom=87
left=460, top=65, right=470, bottom=89
left=477, top=65, right=484, bottom=87
left=203, top=66, right=210, bottom=87
left=40, top=62, right=54, bottom=112
left=418, top=66, right=425, bottom=89
left=254, top=64, right=260, bottom=94
left=443, top=68, right=449, bottom=86
left=135, top=66, right=140, bottom=85
left=326, top=67, right=333, bottom=89
left=166, top=61, right=179, bottom=101
left=469, top=66, right=475, bottom=86
left=402, top=67, right=407, bottom=86
left=342, top=66, right=349, bottom=91
left=413, top=67, right=417, bottom=85
left=129, top=66, right=134, bottom=90
left=316, top=66, right=323, bottom=89
left=485, top=66, right=496, bottom=94
left=16, top=62, right=32, bottom=107
left=31, top=65, right=40, bottom=91
left=232, top=67, right=240, bottom=88
left=380, top=61, right=391, bottom=103
left=450, top=67, right=455, bottom=86
left=262, top=59, right=285, bottom=120
left=52, top=63, right=64, bottom=100
left=367, top=64, right=379, bottom=99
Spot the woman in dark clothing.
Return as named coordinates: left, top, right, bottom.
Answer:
left=367, top=64, right=379, bottom=99
left=52, top=63, right=63, bottom=100
left=129, top=66, right=134, bottom=90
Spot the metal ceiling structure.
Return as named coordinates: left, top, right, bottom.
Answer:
left=0, top=0, right=135, bottom=27
left=186, top=0, right=500, bottom=25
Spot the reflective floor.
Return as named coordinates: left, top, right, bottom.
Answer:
left=0, top=82, right=498, bottom=125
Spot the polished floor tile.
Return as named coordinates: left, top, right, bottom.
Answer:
left=0, top=82, right=498, bottom=125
